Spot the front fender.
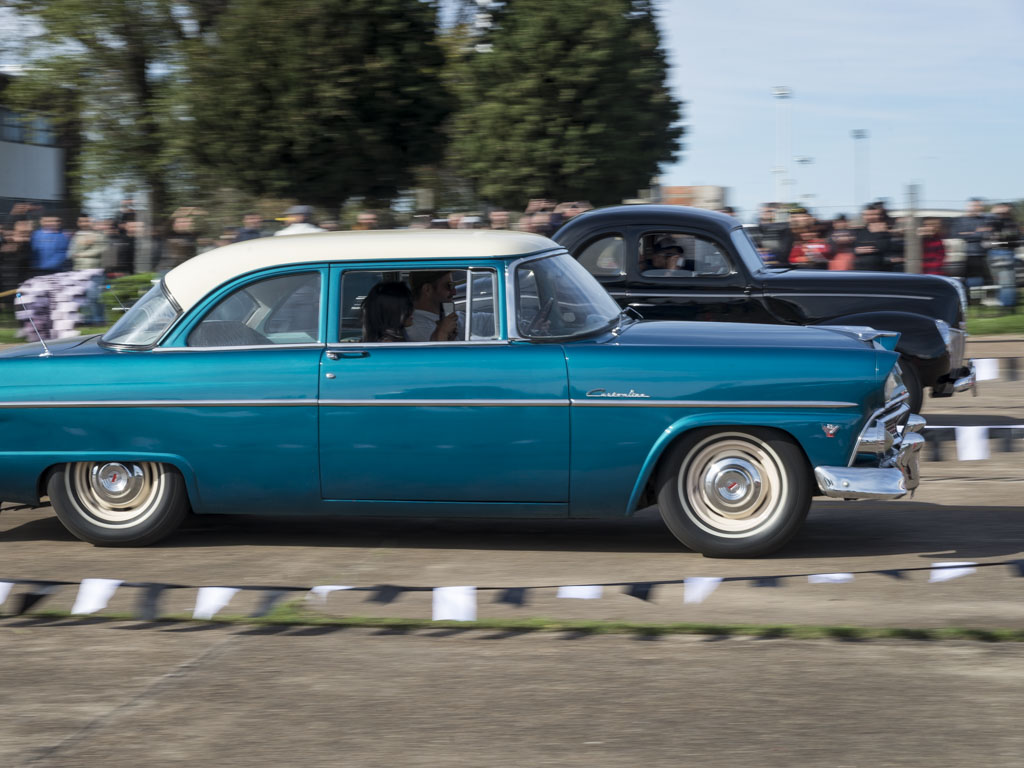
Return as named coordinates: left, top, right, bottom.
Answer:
left=625, top=409, right=864, bottom=514
left=0, top=452, right=202, bottom=511
left=819, top=311, right=945, bottom=361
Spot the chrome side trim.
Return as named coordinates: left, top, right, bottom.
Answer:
left=620, top=292, right=745, bottom=299
left=154, top=343, right=325, bottom=353
left=0, top=397, right=858, bottom=410
left=766, top=292, right=932, bottom=301
left=0, top=399, right=318, bottom=409
left=319, top=399, right=568, bottom=407
left=570, top=399, right=858, bottom=409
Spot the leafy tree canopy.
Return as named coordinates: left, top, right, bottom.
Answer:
left=448, top=0, right=683, bottom=209
left=185, top=0, right=451, bottom=207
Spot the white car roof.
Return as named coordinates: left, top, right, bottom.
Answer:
left=163, top=229, right=559, bottom=313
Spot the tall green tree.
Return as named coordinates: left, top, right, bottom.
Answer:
left=0, top=0, right=227, bottom=224
left=448, top=0, right=683, bottom=209
left=184, top=0, right=450, bottom=207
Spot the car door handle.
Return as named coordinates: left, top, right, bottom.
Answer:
left=326, top=349, right=368, bottom=360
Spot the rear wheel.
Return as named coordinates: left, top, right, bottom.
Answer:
left=656, top=429, right=811, bottom=557
left=48, top=461, right=188, bottom=546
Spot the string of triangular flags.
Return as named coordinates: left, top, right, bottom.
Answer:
left=924, top=424, right=1024, bottom=461
left=2, top=560, right=1023, bottom=623
left=973, top=357, right=1020, bottom=383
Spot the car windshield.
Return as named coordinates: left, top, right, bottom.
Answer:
left=101, top=282, right=180, bottom=347
left=731, top=226, right=771, bottom=274
left=514, top=252, right=621, bottom=339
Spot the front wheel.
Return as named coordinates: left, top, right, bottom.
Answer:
left=656, top=429, right=811, bottom=557
left=48, top=461, right=188, bottom=546
left=898, top=356, right=924, bottom=414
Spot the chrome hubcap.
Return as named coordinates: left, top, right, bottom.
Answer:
left=68, top=461, right=164, bottom=527
left=679, top=435, right=786, bottom=537
left=90, top=463, right=145, bottom=504
left=703, top=458, right=762, bottom=513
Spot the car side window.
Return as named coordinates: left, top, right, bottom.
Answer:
left=339, top=268, right=498, bottom=343
left=188, top=271, right=321, bottom=347
left=639, top=232, right=732, bottom=278
left=577, top=235, right=625, bottom=277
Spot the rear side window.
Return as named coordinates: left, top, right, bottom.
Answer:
left=188, top=271, right=321, bottom=347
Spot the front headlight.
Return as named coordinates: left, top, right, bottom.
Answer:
left=934, top=318, right=951, bottom=347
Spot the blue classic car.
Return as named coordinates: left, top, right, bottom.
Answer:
left=0, top=230, right=924, bottom=557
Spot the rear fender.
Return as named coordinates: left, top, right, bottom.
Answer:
left=2, top=452, right=201, bottom=511
left=820, top=311, right=945, bottom=361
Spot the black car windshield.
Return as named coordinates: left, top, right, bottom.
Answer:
left=514, top=252, right=621, bottom=339
left=731, top=226, right=771, bottom=275
left=101, top=282, right=180, bottom=347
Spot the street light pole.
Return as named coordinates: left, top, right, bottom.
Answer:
left=772, top=86, right=792, bottom=204
left=851, top=129, right=869, bottom=209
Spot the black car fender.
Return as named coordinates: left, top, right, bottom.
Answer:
left=817, top=311, right=947, bottom=361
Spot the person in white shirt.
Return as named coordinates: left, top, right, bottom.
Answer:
left=406, top=271, right=459, bottom=342
left=273, top=205, right=325, bottom=237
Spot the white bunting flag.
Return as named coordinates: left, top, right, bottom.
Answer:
left=432, top=586, right=477, bottom=621
left=557, top=585, right=603, bottom=600
left=0, top=581, right=12, bottom=609
left=807, top=573, right=855, bottom=584
left=929, top=562, right=977, bottom=583
left=193, top=587, right=240, bottom=620
left=974, top=358, right=999, bottom=381
left=955, top=427, right=990, bottom=461
left=684, top=576, right=722, bottom=604
left=307, top=585, right=353, bottom=605
left=71, top=578, right=123, bottom=615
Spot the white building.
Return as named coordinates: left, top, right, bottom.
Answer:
left=0, top=73, right=65, bottom=213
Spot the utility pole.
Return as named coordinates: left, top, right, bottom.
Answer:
left=851, top=129, right=869, bottom=208
left=904, top=183, right=921, bottom=274
left=773, top=86, right=792, bottom=203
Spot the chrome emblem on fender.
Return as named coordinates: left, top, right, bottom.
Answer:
left=822, top=424, right=840, bottom=437
left=586, top=388, right=651, bottom=399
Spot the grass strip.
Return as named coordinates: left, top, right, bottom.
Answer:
left=12, top=604, right=1024, bottom=643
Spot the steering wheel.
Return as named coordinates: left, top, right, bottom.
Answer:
left=524, top=297, right=555, bottom=336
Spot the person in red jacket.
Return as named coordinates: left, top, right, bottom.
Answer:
left=920, top=218, right=947, bottom=275
left=788, top=217, right=831, bottom=269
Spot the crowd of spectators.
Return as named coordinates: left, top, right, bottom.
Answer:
left=2, top=194, right=1020, bottom=331
left=748, top=199, right=1021, bottom=282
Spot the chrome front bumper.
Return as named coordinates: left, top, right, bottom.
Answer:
left=814, top=407, right=926, bottom=501
left=953, top=360, right=976, bottom=394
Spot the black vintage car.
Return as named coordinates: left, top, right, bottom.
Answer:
left=553, top=205, right=975, bottom=413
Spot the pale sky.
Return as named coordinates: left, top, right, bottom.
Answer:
left=657, top=0, right=1024, bottom=220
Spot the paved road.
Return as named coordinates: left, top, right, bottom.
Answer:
left=3, top=622, right=1022, bottom=768
left=1, top=336, right=1022, bottom=767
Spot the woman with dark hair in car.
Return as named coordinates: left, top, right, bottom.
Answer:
left=361, top=281, right=415, bottom=343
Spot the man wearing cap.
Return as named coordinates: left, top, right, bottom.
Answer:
left=274, top=205, right=325, bottom=237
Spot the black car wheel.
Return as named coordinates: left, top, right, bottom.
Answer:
left=656, top=429, right=811, bottom=558
left=48, top=461, right=188, bottom=546
left=899, top=357, right=924, bottom=414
